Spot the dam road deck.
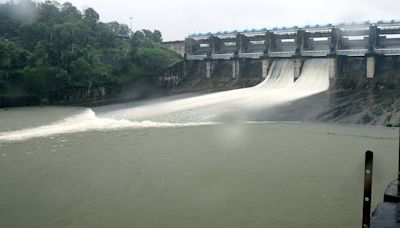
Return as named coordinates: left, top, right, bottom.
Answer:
left=164, top=21, right=400, bottom=59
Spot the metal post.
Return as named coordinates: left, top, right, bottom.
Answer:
left=398, top=127, right=400, bottom=195
left=362, top=151, right=373, bottom=228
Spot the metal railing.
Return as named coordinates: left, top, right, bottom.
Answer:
left=211, top=54, right=234, bottom=60
left=375, top=48, right=400, bottom=56
left=337, top=49, right=368, bottom=56
left=238, top=52, right=264, bottom=59
left=300, top=50, right=331, bottom=57
left=268, top=51, right=296, bottom=58
left=186, top=48, right=400, bottom=60
left=186, top=55, right=207, bottom=60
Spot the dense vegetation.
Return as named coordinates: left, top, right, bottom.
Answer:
left=0, top=0, right=179, bottom=105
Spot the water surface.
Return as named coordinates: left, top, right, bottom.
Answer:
left=0, top=115, right=397, bottom=228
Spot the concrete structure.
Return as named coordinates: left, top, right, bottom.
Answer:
left=366, top=55, right=376, bottom=79
left=261, top=59, right=271, bottom=78
left=161, top=21, right=400, bottom=83
left=232, top=58, right=240, bottom=79
left=328, top=57, right=337, bottom=79
left=161, top=41, right=185, bottom=57
left=206, top=60, right=213, bottom=78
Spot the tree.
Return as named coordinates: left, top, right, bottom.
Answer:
left=141, top=29, right=162, bottom=43
left=151, top=30, right=162, bottom=43
left=70, top=56, right=93, bottom=87
left=83, top=7, right=99, bottom=26
left=130, top=30, right=145, bottom=48
left=37, top=0, right=61, bottom=24
left=18, top=22, right=50, bottom=50
left=107, top=21, right=130, bottom=36
left=0, top=0, right=176, bottom=105
left=30, top=42, right=49, bottom=66
left=22, top=65, right=47, bottom=95
left=22, top=42, right=51, bottom=96
left=0, top=0, right=36, bottom=37
left=61, top=2, right=81, bottom=22
left=0, top=40, right=29, bottom=80
left=97, top=23, right=116, bottom=48
left=137, top=43, right=178, bottom=76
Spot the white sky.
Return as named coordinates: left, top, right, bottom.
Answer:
left=37, top=0, right=400, bottom=41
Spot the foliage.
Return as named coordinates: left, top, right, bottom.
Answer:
left=137, top=40, right=179, bottom=76
left=0, top=0, right=179, bottom=102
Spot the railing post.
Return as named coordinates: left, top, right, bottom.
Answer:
left=362, top=151, right=374, bottom=228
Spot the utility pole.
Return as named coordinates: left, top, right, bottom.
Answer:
left=129, top=17, right=133, bottom=34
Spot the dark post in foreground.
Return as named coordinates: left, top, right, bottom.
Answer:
left=398, top=127, right=400, bottom=195
left=362, top=151, right=374, bottom=228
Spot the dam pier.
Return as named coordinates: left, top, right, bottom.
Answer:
left=161, top=21, right=400, bottom=88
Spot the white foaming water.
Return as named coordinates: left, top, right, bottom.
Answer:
left=0, top=109, right=215, bottom=142
left=235, top=58, right=331, bottom=109
left=255, top=60, right=294, bottom=88
left=0, top=59, right=331, bottom=141
left=293, top=58, right=330, bottom=91
left=102, top=59, right=295, bottom=121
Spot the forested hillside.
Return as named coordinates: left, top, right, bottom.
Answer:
left=0, top=0, right=179, bottom=106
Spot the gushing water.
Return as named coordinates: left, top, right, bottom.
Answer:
left=0, top=59, right=331, bottom=141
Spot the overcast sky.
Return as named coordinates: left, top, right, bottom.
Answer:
left=35, top=0, right=400, bottom=41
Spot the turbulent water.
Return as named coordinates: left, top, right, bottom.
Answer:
left=0, top=59, right=331, bottom=142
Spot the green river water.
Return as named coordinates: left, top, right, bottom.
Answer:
left=0, top=106, right=398, bottom=228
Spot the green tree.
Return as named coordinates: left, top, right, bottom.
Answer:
left=70, top=56, right=93, bottom=87
left=137, top=43, right=178, bottom=75
left=37, top=0, right=61, bottom=25
left=22, top=65, right=47, bottom=95
left=141, top=29, right=162, bottom=43
left=60, top=2, right=81, bottom=22
left=18, top=22, right=50, bottom=50
left=0, top=0, right=179, bottom=106
left=22, top=42, right=51, bottom=96
left=0, top=40, right=28, bottom=80
left=83, top=7, right=99, bottom=27
left=97, top=23, right=116, bottom=48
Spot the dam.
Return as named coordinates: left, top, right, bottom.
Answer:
left=160, top=21, right=400, bottom=88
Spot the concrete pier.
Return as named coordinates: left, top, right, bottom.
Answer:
left=294, top=58, right=303, bottom=79
left=329, top=58, right=337, bottom=79
left=232, top=59, right=240, bottom=79
left=367, top=56, right=376, bottom=79
left=261, top=59, right=270, bottom=78
left=206, top=61, right=213, bottom=78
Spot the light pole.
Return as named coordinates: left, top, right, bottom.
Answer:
left=129, top=17, right=133, bottom=33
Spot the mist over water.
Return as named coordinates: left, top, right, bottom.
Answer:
left=0, top=59, right=331, bottom=141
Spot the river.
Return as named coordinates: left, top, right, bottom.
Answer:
left=0, top=58, right=398, bottom=227
left=0, top=106, right=398, bottom=228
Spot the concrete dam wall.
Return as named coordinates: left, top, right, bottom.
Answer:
left=158, top=22, right=400, bottom=125
left=160, top=21, right=400, bottom=91
left=159, top=56, right=400, bottom=91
